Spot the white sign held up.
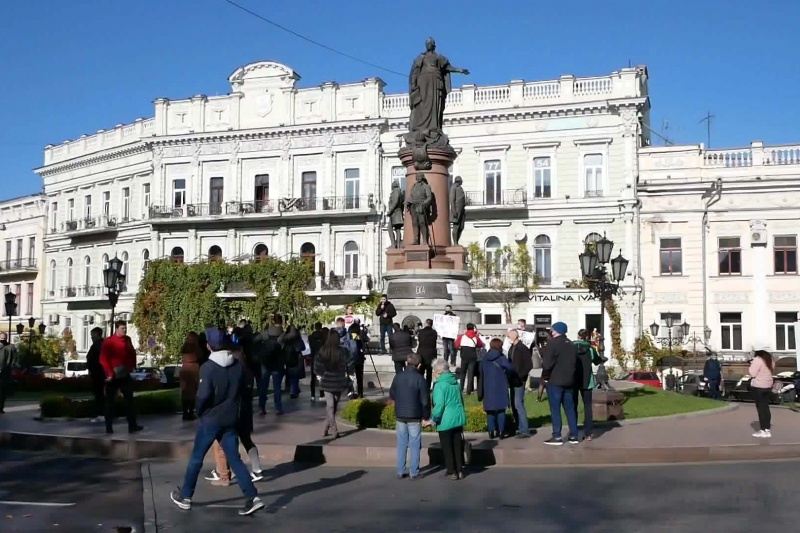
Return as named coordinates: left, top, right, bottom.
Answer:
left=432, top=314, right=461, bottom=340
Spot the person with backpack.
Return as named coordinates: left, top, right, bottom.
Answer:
left=346, top=322, right=365, bottom=398
left=455, top=323, right=483, bottom=395
left=573, top=329, right=604, bottom=441
left=429, top=359, right=467, bottom=479
left=279, top=325, right=306, bottom=399
left=253, top=324, right=284, bottom=416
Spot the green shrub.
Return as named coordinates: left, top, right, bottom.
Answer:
left=379, top=401, right=396, bottom=429
left=39, top=389, right=180, bottom=419
left=341, top=398, right=493, bottom=433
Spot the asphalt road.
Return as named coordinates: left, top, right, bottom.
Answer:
left=0, top=451, right=142, bottom=532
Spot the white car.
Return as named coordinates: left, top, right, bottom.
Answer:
left=64, top=360, right=89, bottom=378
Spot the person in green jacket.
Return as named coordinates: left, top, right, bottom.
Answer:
left=429, top=359, right=467, bottom=480
left=573, top=329, right=605, bottom=441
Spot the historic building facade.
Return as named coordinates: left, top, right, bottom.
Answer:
left=36, top=60, right=649, bottom=354
left=0, top=194, right=47, bottom=338
left=639, top=141, right=800, bottom=361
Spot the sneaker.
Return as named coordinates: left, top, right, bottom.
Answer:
left=90, top=416, right=103, bottom=423
left=251, top=471, right=264, bottom=482
left=544, top=437, right=563, bottom=446
left=205, top=469, right=236, bottom=482
left=129, top=425, right=144, bottom=434
left=239, top=497, right=265, bottom=516
left=752, top=430, right=767, bottom=438
left=170, top=489, right=191, bottom=510
left=764, top=429, right=772, bottom=438
left=568, top=437, right=580, bottom=445
left=210, top=478, right=230, bottom=487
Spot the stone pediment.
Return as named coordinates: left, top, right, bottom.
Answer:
left=228, top=61, right=299, bottom=91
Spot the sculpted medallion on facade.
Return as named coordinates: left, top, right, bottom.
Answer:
left=255, top=89, right=275, bottom=118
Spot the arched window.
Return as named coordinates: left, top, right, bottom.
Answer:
left=533, top=235, right=552, bottom=285
left=300, top=243, right=315, bottom=263
left=83, top=256, right=92, bottom=287
left=344, top=241, right=359, bottom=278
left=584, top=232, right=602, bottom=246
left=171, top=247, right=184, bottom=264
left=485, top=236, right=501, bottom=274
left=142, top=249, right=150, bottom=272
left=49, top=260, right=57, bottom=295
left=66, top=258, right=73, bottom=288
left=208, top=245, right=222, bottom=262
left=253, top=244, right=268, bottom=261
left=121, top=252, right=129, bottom=278
left=100, top=254, right=109, bottom=285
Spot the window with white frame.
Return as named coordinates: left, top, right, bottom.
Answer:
left=121, top=251, right=129, bottom=289
left=83, top=256, right=91, bottom=288
left=300, top=172, right=317, bottom=211
left=484, top=160, right=502, bottom=205
left=84, top=195, right=92, bottom=219
left=658, top=312, right=683, bottom=339
left=254, top=174, right=269, bottom=211
left=173, top=179, right=186, bottom=208
left=533, top=235, right=552, bottom=285
left=122, top=188, right=130, bottom=220
left=25, top=283, right=33, bottom=315
left=533, top=157, right=552, bottom=199
left=344, top=168, right=360, bottom=209
left=718, top=237, right=742, bottom=276
left=100, top=254, right=109, bottom=285
left=67, top=198, right=74, bottom=221
left=583, top=154, right=603, bottom=197
left=142, top=249, right=150, bottom=272
left=142, top=183, right=151, bottom=216
left=584, top=233, right=602, bottom=247
left=774, top=235, right=797, bottom=275
left=720, top=312, right=743, bottom=350
left=51, top=202, right=58, bottom=231
left=659, top=238, right=682, bottom=276
left=81, top=317, right=90, bottom=352
left=66, top=258, right=73, bottom=288
left=344, top=241, right=359, bottom=278
left=485, top=236, right=502, bottom=275
left=775, top=312, right=797, bottom=351
left=49, top=260, right=56, bottom=295
left=28, top=237, right=35, bottom=262
left=391, top=166, right=406, bottom=192
left=102, top=191, right=111, bottom=218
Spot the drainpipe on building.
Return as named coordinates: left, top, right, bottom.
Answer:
left=701, top=178, right=723, bottom=347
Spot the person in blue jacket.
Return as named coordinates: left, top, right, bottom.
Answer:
left=477, top=338, right=513, bottom=439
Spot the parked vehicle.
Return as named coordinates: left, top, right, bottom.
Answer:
left=621, top=371, right=663, bottom=389
left=725, top=375, right=792, bottom=404
left=64, top=360, right=89, bottom=378
left=160, top=364, right=181, bottom=388
left=130, top=367, right=161, bottom=382
left=677, top=373, right=708, bottom=396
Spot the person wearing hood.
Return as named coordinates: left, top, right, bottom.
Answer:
left=430, top=359, right=467, bottom=479
left=455, top=323, right=484, bottom=394
left=573, top=329, right=604, bottom=441
left=170, top=327, right=264, bottom=516
left=279, top=325, right=306, bottom=399
left=541, top=322, right=579, bottom=446
left=253, top=324, right=284, bottom=415
left=477, top=338, right=513, bottom=439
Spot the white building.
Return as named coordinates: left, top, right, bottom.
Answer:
left=638, top=141, right=800, bottom=362
left=36, top=60, right=650, bottom=354
left=0, top=194, right=46, bottom=339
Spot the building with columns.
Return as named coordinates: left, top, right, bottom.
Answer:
left=36, top=60, right=649, bottom=355
left=0, top=194, right=47, bottom=339
left=638, top=141, right=800, bottom=362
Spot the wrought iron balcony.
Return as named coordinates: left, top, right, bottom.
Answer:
left=57, top=215, right=120, bottom=235
left=470, top=273, right=533, bottom=290
left=465, top=189, right=527, bottom=207
left=0, top=258, right=37, bottom=275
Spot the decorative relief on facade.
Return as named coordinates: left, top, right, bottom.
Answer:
left=292, top=135, right=320, bottom=149
left=712, top=292, right=749, bottom=304
left=586, top=116, right=599, bottom=128
left=323, top=131, right=335, bottom=157
left=769, top=291, right=800, bottom=303
left=652, top=156, right=685, bottom=169
left=280, top=136, right=292, bottom=161
left=653, top=292, right=687, bottom=304
left=334, top=131, right=373, bottom=146
left=151, top=146, right=163, bottom=172
left=241, top=139, right=283, bottom=152
left=203, top=161, right=226, bottom=174
left=619, top=107, right=638, bottom=136
left=255, top=90, right=274, bottom=118
left=201, top=142, right=233, bottom=156
left=228, top=140, right=241, bottom=164
left=190, top=144, right=201, bottom=166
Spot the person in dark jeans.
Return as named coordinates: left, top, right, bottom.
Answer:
left=748, top=349, right=774, bottom=438
left=347, top=322, right=366, bottom=398
left=703, top=352, right=722, bottom=400
left=0, top=333, right=18, bottom=414
left=441, top=305, right=457, bottom=366
left=390, top=323, right=414, bottom=375
left=307, top=322, right=326, bottom=403
left=389, top=353, right=430, bottom=479
left=416, top=319, right=438, bottom=389
left=171, top=327, right=263, bottom=516
left=253, top=325, right=283, bottom=415
left=541, top=322, right=578, bottom=446
left=99, top=321, right=142, bottom=435
left=85, top=327, right=105, bottom=421
left=573, top=329, right=603, bottom=441
left=455, top=323, right=483, bottom=394
left=375, top=294, right=397, bottom=354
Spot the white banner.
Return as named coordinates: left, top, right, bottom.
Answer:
left=519, top=330, right=536, bottom=348
left=432, top=314, right=461, bottom=339
left=343, top=314, right=365, bottom=327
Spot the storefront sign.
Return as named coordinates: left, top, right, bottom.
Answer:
left=530, top=294, right=596, bottom=303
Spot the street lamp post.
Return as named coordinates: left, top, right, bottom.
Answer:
left=103, top=255, right=125, bottom=336
left=4, top=293, right=17, bottom=343
left=649, top=315, right=690, bottom=390
left=578, top=234, right=629, bottom=361
left=27, top=317, right=35, bottom=357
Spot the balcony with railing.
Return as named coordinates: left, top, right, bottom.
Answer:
left=0, top=258, right=38, bottom=276
left=470, top=273, right=533, bottom=291
left=58, top=283, right=129, bottom=300
left=56, top=215, right=121, bottom=236
left=465, top=189, right=527, bottom=208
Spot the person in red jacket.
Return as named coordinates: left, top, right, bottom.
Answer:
left=454, top=324, right=484, bottom=394
left=100, top=321, right=142, bottom=434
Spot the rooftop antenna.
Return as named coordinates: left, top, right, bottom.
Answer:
left=698, top=111, right=715, bottom=148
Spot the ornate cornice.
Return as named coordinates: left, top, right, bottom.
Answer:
left=37, top=143, right=149, bottom=177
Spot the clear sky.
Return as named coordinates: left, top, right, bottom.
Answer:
left=1, top=0, right=798, bottom=199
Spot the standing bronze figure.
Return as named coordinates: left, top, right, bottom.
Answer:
left=405, top=173, right=433, bottom=246
left=449, top=176, right=466, bottom=245
left=386, top=180, right=405, bottom=248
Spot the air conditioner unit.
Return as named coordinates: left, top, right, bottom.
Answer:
left=84, top=315, right=94, bottom=325
left=63, top=317, right=72, bottom=327
left=750, top=220, right=767, bottom=247
left=48, top=314, right=59, bottom=325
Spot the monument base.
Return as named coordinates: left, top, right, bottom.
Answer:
left=386, top=244, right=465, bottom=271
left=383, top=268, right=481, bottom=328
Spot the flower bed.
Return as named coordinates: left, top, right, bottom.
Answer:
left=17, top=375, right=161, bottom=393
left=39, top=389, right=180, bottom=419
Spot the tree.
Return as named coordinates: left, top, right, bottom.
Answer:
left=466, top=241, right=538, bottom=323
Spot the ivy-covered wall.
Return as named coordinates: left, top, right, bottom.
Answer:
left=133, top=257, right=314, bottom=362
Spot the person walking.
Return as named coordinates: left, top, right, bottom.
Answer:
left=346, top=322, right=365, bottom=398
left=506, top=330, right=532, bottom=437
left=254, top=324, right=284, bottom=415
left=416, top=319, right=438, bottom=389
left=180, top=332, right=203, bottom=421
left=170, top=327, right=263, bottom=516
left=389, top=353, right=430, bottom=480
left=99, top=321, right=142, bottom=435
left=0, top=332, right=18, bottom=414
left=703, top=351, right=722, bottom=400
left=390, top=323, right=414, bottom=375
left=85, top=327, right=105, bottom=423
left=455, top=323, right=483, bottom=394
left=430, top=359, right=467, bottom=479
left=280, top=325, right=305, bottom=399
left=315, top=330, right=354, bottom=438
left=375, top=294, right=397, bottom=355
left=749, top=350, right=774, bottom=438
left=541, top=322, right=578, bottom=446
left=573, top=329, right=603, bottom=441
left=478, top=338, right=513, bottom=439
left=307, top=322, right=326, bottom=403
left=441, top=305, right=458, bottom=366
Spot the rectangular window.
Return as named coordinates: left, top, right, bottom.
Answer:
left=173, top=179, right=186, bottom=208
left=28, top=237, right=35, bottom=264
left=142, top=183, right=151, bottom=216
left=1, top=285, right=6, bottom=316
left=391, top=166, right=406, bottom=193
left=718, top=237, right=742, bottom=275
left=84, top=195, right=92, bottom=219
left=51, top=202, right=58, bottom=232
left=533, top=157, right=552, bottom=199
left=720, top=312, right=743, bottom=350
left=344, top=168, right=360, bottom=209
left=774, top=235, right=797, bottom=275
left=659, top=312, right=683, bottom=338
left=26, top=283, right=33, bottom=315
left=301, top=171, right=317, bottom=211
left=484, top=160, right=502, bottom=205
left=67, top=198, right=75, bottom=221
left=81, top=317, right=90, bottom=352
left=14, top=285, right=21, bottom=312
left=583, top=154, right=603, bottom=197
left=209, top=177, right=224, bottom=215
left=3, top=241, right=9, bottom=263
left=659, top=238, right=682, bottom=275
left=254, top=174, right=269, bottom=211
left=15, top=239, right=22, bottom=268
left=102, top=191, right=111, bottom=218
left=776, top=312, right=798, bottom=351
left=122, top=188, right=130, bottom=220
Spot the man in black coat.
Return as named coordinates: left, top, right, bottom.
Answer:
left=389, top=323, right=414, bottom=375
left=389, top=353, right=430, bottom=479
left=85, top=327, right=105, bottom=422
left=507, top=330, right=533, bottom=437
left=416, top=319, right=438, bottom=388
left=541, top=322, right=579, bottom=446
left=375, top=294, right=397, bottom=354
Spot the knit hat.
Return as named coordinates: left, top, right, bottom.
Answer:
left=551, top=322, right=568, bottom=335
left=204, top=327, right=226, bottom=351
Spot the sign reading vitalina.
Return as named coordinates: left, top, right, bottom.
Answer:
left=529, top=293, right=597, bottom=302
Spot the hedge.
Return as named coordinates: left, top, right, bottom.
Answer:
left=39, top=389, right=180, bottom=419
left=16, top=376, right=161, bottom=394
left=341, top=398, right=497, bottom=434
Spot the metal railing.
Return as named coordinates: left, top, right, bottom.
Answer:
left=465, top=189, right=527, bottom=207
left=59, top=215, right=119, bottom=233
left=470, top=273, right=533, bottom=289
left=149, top=195, right=374, bottom=220
left=0, top=258, right=37, bottom=272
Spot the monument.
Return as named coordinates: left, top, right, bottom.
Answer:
left=383, top=38, right=481, bottom=325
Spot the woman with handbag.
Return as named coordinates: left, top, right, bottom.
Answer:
left=315, top=330, right=354, bottom=439
left=749, top=350, right=774, bottom=438
left=429, top=359, right=467, bottom=480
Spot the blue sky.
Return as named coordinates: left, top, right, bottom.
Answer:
left=1, top=0, right=798, bottom=199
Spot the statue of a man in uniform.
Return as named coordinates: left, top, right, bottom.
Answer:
left=405, top=173, right=433, bottom=246
left=449, top=175, right=466, bottom=245
left=386, top=180, right=405, bottom=248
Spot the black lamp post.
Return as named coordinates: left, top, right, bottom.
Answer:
left=27, top=317, right=36, bottom=356
left=4, top=293, right=17, bottom=343
left=649, top=315, right=690, bottom=389
left=578, top=234, right=629, bottom=361
left=103, top=255, right=125, bottom=336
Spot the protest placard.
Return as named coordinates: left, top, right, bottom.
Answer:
left=432, top=313, right=461, bottom=339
